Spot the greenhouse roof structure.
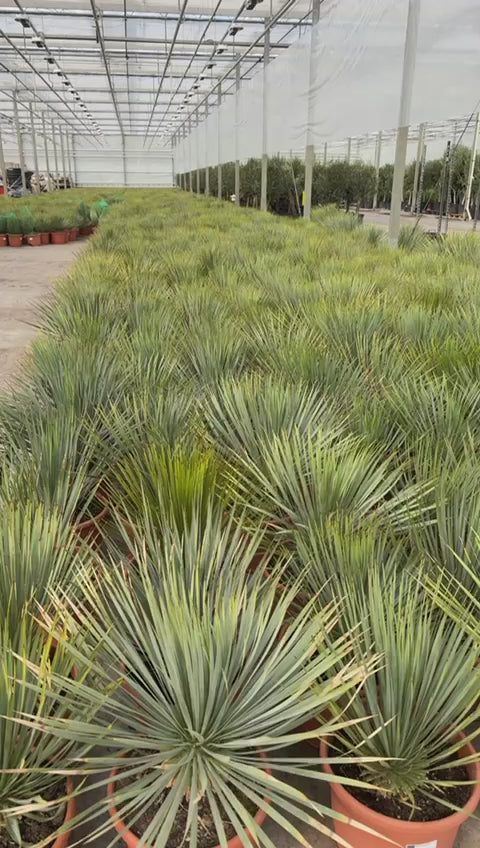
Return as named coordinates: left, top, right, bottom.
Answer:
left=0, top=0, right=311, bottom=143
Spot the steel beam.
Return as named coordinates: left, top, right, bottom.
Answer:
left=51, top=120, right=60, bottom=189
left=260, top=18, right=270, bottom=212
left=464, top=114, right=480, bottom=220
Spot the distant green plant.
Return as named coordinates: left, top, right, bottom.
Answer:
left=77, top=200, right=91, bottom=227
left=6, top=213, right=22, bottom=235
left=19, top=206, right=36, bottom=234
left=47, top=216, right=68, bottom=232
left=0, top=214, right=7, bottom=233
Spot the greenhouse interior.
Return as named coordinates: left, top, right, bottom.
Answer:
left=1, top=1, right=480, bottom=848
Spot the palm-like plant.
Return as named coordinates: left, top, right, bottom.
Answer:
left=0, top=502, right=86, bottom=633
left=328, top=567, right=480, bottom=809
left=30, top=559, right=378, bottom=848
left=202, top=374, right=342, bottom=466
left=109, top=443, right=226, bottom=536
left=0, top=406, right=107, bottom=523
left=231, top=429, right=422, bottom=535
left=0, top=616, right=79, bottom=846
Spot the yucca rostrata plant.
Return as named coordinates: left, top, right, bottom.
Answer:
left=23, top=537, right=380, bottom=848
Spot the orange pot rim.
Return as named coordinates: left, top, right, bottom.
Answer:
left=320, top=735, right=480, bottom=836
left=107, top=753, right=270, bottom=848
left=51, top=776, right=76, bottom=848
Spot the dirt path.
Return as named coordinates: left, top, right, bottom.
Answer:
left=0, top=241, right=82, bottom=389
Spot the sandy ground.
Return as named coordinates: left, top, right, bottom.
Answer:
left=362, top=208, right=480, bottom=234
left=0, top=240, right=82, bottom=389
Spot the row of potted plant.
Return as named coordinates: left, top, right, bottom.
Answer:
left=0, top=201, right=98, bottom=247
left=0, top=189, right=480, bottom=848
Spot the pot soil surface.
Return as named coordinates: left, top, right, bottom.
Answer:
left=118, top=768, right=258, bottom=848
left=332, top=758, right=470, bottom=822
left=0, top=778, right=67, bottom=847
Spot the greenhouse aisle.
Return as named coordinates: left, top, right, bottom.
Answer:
left=0, top=242, right=82, bottom=387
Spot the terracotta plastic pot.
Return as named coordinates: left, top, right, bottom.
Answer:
left=73, top=505, right=109, bottom=548
left=0, top=234, right=7, bottom=247
left=79, top=224, right=92, bottom=237
left=7, top=233, right=23, bottom=247
left=107, top=754, right=270, bottom=848
left=52, top=777, right=76, bottom=848
left=320, top=737, right=480, bottom=848
left=40, top=232, right=50, bottom=245
left=69, top=227, right=79, bottom=241
left=51, top=231, right=68, bottom=245
left=26, top=233, right=42, bottom=246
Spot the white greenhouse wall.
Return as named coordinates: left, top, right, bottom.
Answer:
left=1, top=131, right=174, bottom=188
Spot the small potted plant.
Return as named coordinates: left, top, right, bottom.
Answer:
left=0, top=214, right=7, bottom=246
left=0, top=619, right=77, bottom=848
left=67, top=216, right=79, bottom=241
left=49, top=216, right=70, bottom=244
left=77, top=200, right=93, bottom=236
left=320, top=567, right=480, bottom=848
left=34, top=216, right=51, bottom=244
left=6, top=212, right=23, bottom=246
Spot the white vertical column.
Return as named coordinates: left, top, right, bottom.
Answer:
left=346, top=137, right=352, bottom=163
left=0, top=128, right=6, bottom=192
left=260, top=21, right=270, bottom=212
left=59, top=126, right=67, bottom=188
left=410, top=122, right=425, bottom=213
left=235, top=64, right=241, bottom=207
left=464, top=113, right=479, bottom=220
left=42, top=113, right=52, bottom=191
left=303, top=0, right=321, bottom=220
left=388, top=0, right=421, bottom=245
left=29, top=104, right=39, bottom=192
left=13, top=93, right=26, bottom=191
left=217, top=83, right=222, bottom=200
left=373, top=130, right=382, bottom=209
left=204, top=98, right=210, bottom=196
left=51, top=121, right=60, bottom=189
left=323, top=142, right=327, bottom=166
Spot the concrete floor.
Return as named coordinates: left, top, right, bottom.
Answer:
left=0, top=240, right=83, bottom=388
left=362, top=208, right=480, bottom=235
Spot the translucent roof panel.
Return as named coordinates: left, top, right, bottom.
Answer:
left=0, top=0, right=310, bottom=145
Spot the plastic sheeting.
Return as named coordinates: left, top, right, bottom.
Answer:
left=175, top=0, right=480, bottom=172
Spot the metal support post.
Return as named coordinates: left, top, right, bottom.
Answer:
left=444, top=122, right=457, bottom=234
left=121, top=134, right=127, bottom=186
left=464, top=113, right=479, bottom=220
left=195, top=109, right=200, bottom=194
left=205, top=98, right=210, bottom=196
left=42, top=113, right=52, bottom=191
left=217, top=84, right=222, bottom=200
left=373, top=130, right=382, bottom=209
left=323, top=142, right=327, bottom=166
left=260, top=20, right=270, bottom=212
left=51, top=121, right=60, bottom=189
left=410, top=122, right=425, bottom=213
left=67, top=134, right=77, bottom=186
left=303, top=0, right=321, bottom=219
left=59, top=126, right=67, bottom=189
left=416, top=142, right=426, bottom=215
left=13, top=93, right=26, bottom=191
left=346, top=137, right=352, bottom=163
left=0, top=128, right=6, bottom=193
left=388, top=0, right=421, bottom=245
left=235, top=64, right=241, bottom=207
left=437, top=142, right=450, bottom=236
left=29, top=104, right=39, bottom=192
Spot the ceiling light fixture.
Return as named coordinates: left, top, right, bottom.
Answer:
left=31, top=33, right=45, bottom=48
